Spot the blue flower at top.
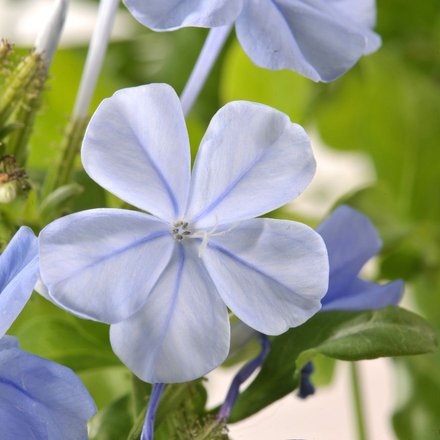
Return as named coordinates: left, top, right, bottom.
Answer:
left=123, top=0, right=381, bottom=81
left=0, top=336, right=96, bottom=440
left=318, top=205, right=404, bottom=311
left=0, top=227, right=39, bottom=338
left=39, top=83, right=329, bottom=384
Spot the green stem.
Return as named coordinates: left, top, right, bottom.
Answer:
left=350, top=362, right=368, bottom=440
left=0, top=52, right=41, bottom=126
left=45, top=116, right=89, bottom=194
left=130, top=374, right=150, bottom=420
left=10, top=78, right=46, bottom=165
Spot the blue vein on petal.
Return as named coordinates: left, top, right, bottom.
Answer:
left=207, top=241, right=313, bottom=305
left=147, top=244, right=185, bottom=376
left=0, top=376, right=34, bottom=400
left=129, top=120, right=180, bottom=217
left=91, top=118, right=181, bottom=218
left=190, top=141, right=278, bottom=224
left=51, top=230, right=169, bottom=287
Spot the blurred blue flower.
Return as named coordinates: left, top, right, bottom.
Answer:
left=39, top=83, right=329, bottom=383
left=123, top=0, right=381, bottom=81
left=0, top=336, right=96, bottom=439
left=319, top=205, right=404, bottom=311
left=298, top=205, right=404, bottom=399
left=0, top=227, right=39, bottom=338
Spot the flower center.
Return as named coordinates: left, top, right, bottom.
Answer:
left=171, top=220, right=192, bottom=241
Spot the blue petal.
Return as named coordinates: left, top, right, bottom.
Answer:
left=39, top=209, right=174, bottom=324
left=123, top=0, right=242, bottom=31
left=235, top=0, right=379, bottom=81
left=186, top=101, right=315, bottom=229
left=82, top=84, right=191, bottom=222
left=202, top=218, right=329, bottom=335
left=0, top=227, right=39, bottom=337
left=330, top=0, right=381, bottom=53
left=318, top=205, right=404, bottom=310
left=322, top=278, right=404, bottom=310
left=0, top=337, right=96, bottom=440
left=318, top=205, right=381, bottom=297
left=110, top=241, right=230, bottom=383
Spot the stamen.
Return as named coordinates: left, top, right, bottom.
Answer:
left=171, top=220, right=192, bottom=242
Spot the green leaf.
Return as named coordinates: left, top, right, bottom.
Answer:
left=220, top=40, right=314, bottom=124
left=10, top=295, right=119, bottom=371
left=229, top=307, right=437, bottom=422
left=80, top=367, right=131, bottom=410
left=393, top=354, right=440, bottom=440
left=89, top=395, right=133, bottom=440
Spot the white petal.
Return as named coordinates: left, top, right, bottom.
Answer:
left=82, top=84, right=190, bottom=222
left=236, top=0, right=378, bottom=81
left=186, top=101, right=315, bottom=228
left=39, top=209, right=174, bottom=324
left=110, top=242, right=230, bottom=383
left=202, top=218, right=329, bottom=335
left=123, top=0, right=242, bottom=31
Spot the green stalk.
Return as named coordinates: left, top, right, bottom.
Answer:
left=0, top=39, right=12, bottom=64
left=9, top=70, right=47, bottom=165
left=350, top=362, right=369, bottom=440
left=130, top=374, right=151, bottom=420
left=45, top=116, right=89, bottom=194
left=0, top=52, right=42, bottom=126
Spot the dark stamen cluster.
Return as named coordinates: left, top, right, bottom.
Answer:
left=172, top=220, right=192, bottom=241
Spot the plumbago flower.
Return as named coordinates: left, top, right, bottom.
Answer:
left=0, top=227, right=39, bottom=337
left=0, top=336, right=96, bottom=440
left=39, top=83, right=329, bottom=383
left=123, top=0, right=381, bottom=81
left=319, top=205, right=404, bottom=311
left=297, top=205, right=404, bottom=398
left=0, top=228, right=96, bottom=438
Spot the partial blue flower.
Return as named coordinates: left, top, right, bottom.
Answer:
left=297, top=361, right=315, bottom=399
left=123, top=0, right=381, bottom=81
left=39, top=83, right=329, bottom=383
left=318, top=205, right=404, bottom=311
left=0, top=227, right=39, bottom=338
left=0, top=336, right=96, bottom=439
left=296, top=206, right=404, bottom=400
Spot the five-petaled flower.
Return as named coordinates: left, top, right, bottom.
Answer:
left=39, top=83, right=329, bottom=383
left=123, top=0, right=381, bottom=81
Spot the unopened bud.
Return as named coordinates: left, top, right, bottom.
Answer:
left=0, top=180, right=17, bottom=203
left=35, top=0, right=69, bottom=68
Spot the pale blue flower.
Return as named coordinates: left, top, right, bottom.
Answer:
left=0, top=227, right=39, bottom=338
left=297, top=205, right=404, bottom=399
left=39, top=83, right=329, bottom=383
left=123, top=0, right=381, bottom=81
left=0, top=336, right=96, bottom=439
left=319, top=205, right=404, bottom=311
